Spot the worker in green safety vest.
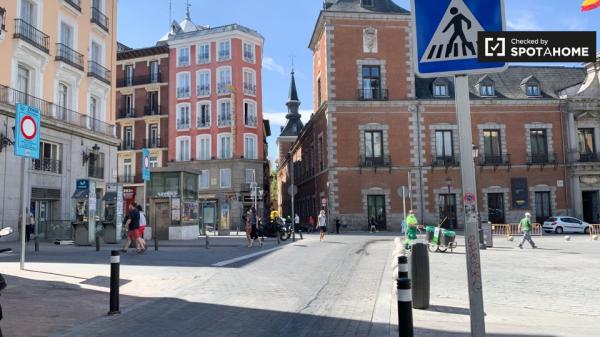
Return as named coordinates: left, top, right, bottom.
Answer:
left=404, top=210, right=420, bottom=247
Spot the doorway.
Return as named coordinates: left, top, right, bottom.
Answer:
left=534, top=192, right=552, bottom=223
left=439, top=194, right=457, bottom=229
left=367, top=195, right=387, bottom=230
left=487, top=193, right=505, bottom=224
left=582, top=191, right=599, bottom=224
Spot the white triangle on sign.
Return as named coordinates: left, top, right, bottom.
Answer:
left=420, top=0, right=485, bottom=63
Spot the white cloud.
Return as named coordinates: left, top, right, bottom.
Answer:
left=262, top=56, right=285, bottom=75
left=507, top=13, right=543, bottom=31
left=263, top=109, right=312, bottom=128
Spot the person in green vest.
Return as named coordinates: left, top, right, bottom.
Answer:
left=404, top=210, right=420, bottom=248
left=518, top=212, right=538, bottom=249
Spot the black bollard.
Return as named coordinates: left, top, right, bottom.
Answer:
left=154, top=231, right=159, bottom=251
left=397, top=278, right=414, bottom=337
left=205, top=234, right=209, bottom=249
left=108, top=250, right=121, bottom=315
left=397, top=255, right=408, bottom=279
left=34, top=236, right=39, bottom=252
left=95, top=235, right=100, bottom=252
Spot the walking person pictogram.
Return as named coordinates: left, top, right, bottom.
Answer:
left=442, top=7, right=476, bottom=57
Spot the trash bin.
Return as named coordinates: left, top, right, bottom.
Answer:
left=482, top=221, right=493, bottom=248
left=425, top=226, right=435, bottom=242
left=441, top=230, right=456, bottom=247
left=103, top=222, right=118, bottom=244
left=72, top=222, right=90, bottom=246
left=409, top=241, right=430, bottom=309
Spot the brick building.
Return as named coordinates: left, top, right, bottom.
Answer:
left=277, top=0, right=595, bottom=230
left=115, top=45, right=169, bottom=209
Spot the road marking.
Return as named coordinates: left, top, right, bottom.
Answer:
left=212, top=246, right=282, bottom=267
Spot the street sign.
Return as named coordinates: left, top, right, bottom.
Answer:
left=287, top=185, right=298, bottom=197
left=464, top=192, right=476, bottom=205
left=142, top=148, right=151, bottom=181
left=411, top=0, right=507, bottom=77
left=14, top=103, right=41, bottom=158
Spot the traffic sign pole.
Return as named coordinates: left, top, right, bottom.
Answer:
left=455, top=74, right=486, bottom=336
left=20, top=158, right=29, bottom=270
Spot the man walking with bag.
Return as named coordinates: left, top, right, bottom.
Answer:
left=518, top=212, right=538, bottom=249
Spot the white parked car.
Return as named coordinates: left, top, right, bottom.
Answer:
left=543, top=216, right=590, bottom=234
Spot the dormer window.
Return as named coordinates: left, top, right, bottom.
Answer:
left=362, top=0, right=373, bottom=7
left=521, top=76, right=541, bottom=97
left=433, top=79, right=449, bottom=97
left=526, top=84, right=540, bottom=96
left=480, top=85, right=495, bottom=96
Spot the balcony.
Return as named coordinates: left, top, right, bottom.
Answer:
left=196, top=85, right=210, bottom=97
left=431, top=155, right=460, bottom=169
left=217, top=83, right=231, bottom=95
left=145, top=138, right=162, bottom=148
left=359, top=154, right=391, bottom=173
left=88, top=61, right=111, bottom=84
left=176, top=119, right=190, bottom=130
left=218, top=52, right=231, bottom=61
left=244, top=82, right=257, bottom=96
left=244, top=114, right=258, bottom=127
left=578, top=152, right=600, bottom=163
left=218, top=115, right=232, bottom=127
left=197, top=56, right=210, bottom=65
left=197, top=117, right=210, bottom=128
left=243, top=52, right=255, bottom=63
left=55, top=43, right=84, bottom=71
left=90, top=6, right=109, bottom=32
left=64, top=0, right=81, bottom=12
left=144, top=105, right=162, bottom=116
left=177, top=87, right=190, bottom=98
left=0, top=84, right=115, bottom=137
left=119, top=108, right=136, bottom=119
left=177, top=57, right=190, bottom=67
left=527, top=153, right=558, bottom=169
left=479, top=154, right=511, bottom=169
left=31, top=158, right=62, bottom=174
left=118, top=175, right=136, bottom=184
left=88, top=165, right=104, bottom=179
left=358, top=88, right=388, bottom=101
left=13, top=19, right=49, bottom=54
left=117, top=73, right=162, bottom=88
left=119, top=139, right=135, bottom=151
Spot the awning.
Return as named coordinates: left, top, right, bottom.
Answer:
left=102, top=192, right=117, bottom=201
left=71, top=190, right=102, bottom=199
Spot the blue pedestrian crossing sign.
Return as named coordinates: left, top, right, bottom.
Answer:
left=14, top=103, right=41, bottom=158
left=411, top=0, right=507, bottom=77
left=142, top=148, right=151, bottom=181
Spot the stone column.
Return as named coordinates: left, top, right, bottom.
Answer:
left=571, top=174, right=583, bottom=219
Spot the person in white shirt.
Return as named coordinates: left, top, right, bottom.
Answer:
left=136, top=205, right=147, bottom=251
left=318, top=210, right=327, bottom=242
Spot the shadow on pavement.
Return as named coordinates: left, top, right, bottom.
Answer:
left=424, top=304, right=471, bottom=316
left=413, top=327, right=557, bottom=337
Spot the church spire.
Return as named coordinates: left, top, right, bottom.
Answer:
left=185, top=0, right=192, bottom=20
left=280, top=70, right=304, bottom=137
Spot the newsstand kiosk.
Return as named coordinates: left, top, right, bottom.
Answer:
left=101, top=183, right=124, bottom=244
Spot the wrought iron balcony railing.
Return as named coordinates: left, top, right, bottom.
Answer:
left=144, top=105, right=162, bottom=116
left=196, top=85, right=210, bottom=97
left=527, top=153, right=557, bottom=165
left=119, top=108, right=136, bottom=119
left=177, top=87, right=190, bottom=98
left=118, top=175, right=136, bottom=184
left=359, top=155, right=391, bottom=171
left=217, top=83, right=231, bottom=95
left=358, top=88, right=388, bottom=101
left=218, top=115, right=232, bottom=127
left=431, top=155, right=460, bottom=167
left=117, top=73, right=162, bottom=87
left=119, top=139, right=135, bottom=151
left=479, top=154, right=511, bottom=166
left=578, top=152, right=600, bottom=163
left=64, top=0, right=81, bottom=12
left=13, top=18, right=49, bottom=53
left=197, top=117, right=211, bottom=128
left=31, top=158, right=62, bottom=174
left=90, top=6, right=109, bottom=32
left=244, top=114, right=258, bottom=127
left=56, top=43, right=84, bottom=71
left=244, top=82, right=257, bottom=95
left=88, top=61, right=111, bottom=84
left=176, top=119, right=190, bottom=130
left=145, top=138, right=161, bottom=148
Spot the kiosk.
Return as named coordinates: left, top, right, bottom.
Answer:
left=71, top=179, right=98, bottom=246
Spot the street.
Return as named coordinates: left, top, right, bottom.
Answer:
left=0, top=233, right=599, bottom=337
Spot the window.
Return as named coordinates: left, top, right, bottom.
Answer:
left=196, top=135, right=211, bottom=160
left=177, top=47, right=190, bottom=67
left=17, top=65, right=30, bottom=95
left=60, top=21, right=74, bottom=47
left=218, top=40, right=231, bottom=61
left=123, top=158, right=132, bottom=180
left=362, top=0, right=373, bottom=6
left=361, top=66, right=382, bottom=100
left=434, top=83, right=448, bottom=97
left=243, top=42, right=254, bottom=63
left=487, top=193, right=505, bottom=224
left=217, top=134, right=232, bottom=159
left=57, top=83, right=69, bottom=119
left=244, top=134, right=257, bottom=159
left=197, top=102, right=211, bottom=128
left=176, top=137, right=190, bottom=161
left=535, top=192, right=552, bottom=223
left=199, top=170, right=210, bottom=189
left=147, top=91, right=159, bottom=115
left=578, top=128, right=595, bottom=154
left=88, top=152, right=104, bottom=179
left=196, top=70, right=211, bottom=97
left=435, top=130, right=453, bottom=160
left=244, top=100, right=257, bottom=127
left=530, top=129, right=548, bottom=162
left=176, top=104, right=190, bottom=130
left=122, top=94, right=133, bottom=117
left=149, top=124, right=159, bottom=148
left=150, top=61, right=159, bottom=83
left=243, top=70, right=256, bottom=95
left=526, top=84, right=540, bottom=96
left=124, top=65, right=133, bottom=86
left=483, top=130, right=502, bottom=163
left=218, top=100, right=232, bottom=127
left=245, top=169, right=255, bottom=184
left=438, top=194, right=457, bottom=229
left=90, top=41, right=102, bottom=63
left=32, top=141, right=61, bottom=174
left=364, top=131, right=383, bottom=163
left=21, top=0, right=37, bottom=26
left=89, top=96, right=98, bottom=121
left=480, top=84, right=495, bottom=96
left=197, top=43, right=210, bottom=64
left=220, top=168, right=231, bottom=188
left=176, top=72, right=190, bottom=98
left=217, top=67, right=232, bottom=94
left=123, top=126, right=133, bottom=149
left=149, top=156, right=159, bottom=168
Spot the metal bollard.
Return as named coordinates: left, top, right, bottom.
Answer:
left=397, top=255, right=408, bottom=279
left=34, top=236, right=39, bottom=252
left=205, top=234, right=209, bottom=249
left=397, top=278, right=414, bottom=337
left=108, top=250, right=121, bottom=315
left=95, top=235, right=100, bottom=252
left=154, top=235, right=159, bottom=251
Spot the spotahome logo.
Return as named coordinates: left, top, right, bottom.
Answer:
left=478, top=31, right=596, bottom=63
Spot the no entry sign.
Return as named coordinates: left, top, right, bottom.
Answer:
left=14, top=103, right=41, bottom=158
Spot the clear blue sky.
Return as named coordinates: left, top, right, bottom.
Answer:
left=117, top=0, right=600, bottom=161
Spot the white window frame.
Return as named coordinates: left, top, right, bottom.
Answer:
left=217, top=66, right=232, bottom=95
left=479, top=84, right=495, bottom=97
left=220, top=168, right=232, bottom=188
left=217, top=98, right=232, bottom=127
left=217, top=133, right=232, bottom=159
left=243, top=41, right=255, bottom=63
left=217, top=39, right=231, bottom=61
left=526, top=84, right=540, bottom=97
left=175, top=136, right=191, bottom=162
left=177, top=46, right=190, bottom=67
left=197, top=43, right=210, bottom=64
left=433, top=83, right=448, bottom=97
left=176, top=72, right=191, bottom=99
left=243, top=99, right=257, bottom=128
left=196, top=101, right=211, bottom=129
left=244, top=133, right=258, bottom=160
left=196, top=69, right=211, bottom=97
left=196, top=134, right=211, bottom=161
left=149, top=156, right=159, bottom=168
left=245, top=168, right=255, bottom=184
left=243, top=68, right=256, bottom=96
left=199, top=170, right=210, bottom=189
left=176, top=103, right=191, bottom=130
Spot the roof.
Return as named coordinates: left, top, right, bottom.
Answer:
left=324, top=0, right=409, bottom=14
left=263, top=120, right=272, bottom=138
left=415, top=66, right=586, bottom=100
left=288, top=71, right=299, bottom=102
left=117, top=45, right=169, bottom=60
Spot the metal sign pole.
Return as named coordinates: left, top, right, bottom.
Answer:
left=455, top=74, right=486, bottom=337
left=20, top=158, right=29, bottom=270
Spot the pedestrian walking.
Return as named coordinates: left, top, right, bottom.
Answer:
left=121, top=203, right=143, bottom=254
left=136, top=205, right=147, bottom=251
left=294, top=213, right=300, bottom=231
left=246, top=207, right=261, bottom=248
left=369, top=217, right=378, bottom=233
left=309, top=215, right=315, bottom=233
left=318, top=209, right=327, bottom=242
left=404, top=210, right=419, bottom=249
left=518, top=212, right=538, bottom=249
left=335, top=218, right=341, bottom=234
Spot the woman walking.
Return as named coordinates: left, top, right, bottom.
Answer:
left=318, top=209, right=327, bottom=242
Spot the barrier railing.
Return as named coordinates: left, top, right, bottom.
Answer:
left=492, top=223, right=543, bottom=238
left=590, top=224, right=600, bottom=240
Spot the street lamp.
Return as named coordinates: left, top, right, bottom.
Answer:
left=472, top=144, right=479, bottom=161
left=82, top=144, right=100, bottom=165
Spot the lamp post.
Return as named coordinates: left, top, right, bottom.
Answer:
left=445, top=176, right=452, bottom=228
left=472, top=145, right=485, bottom=249
left=287, top=152, right=295, bottom=241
